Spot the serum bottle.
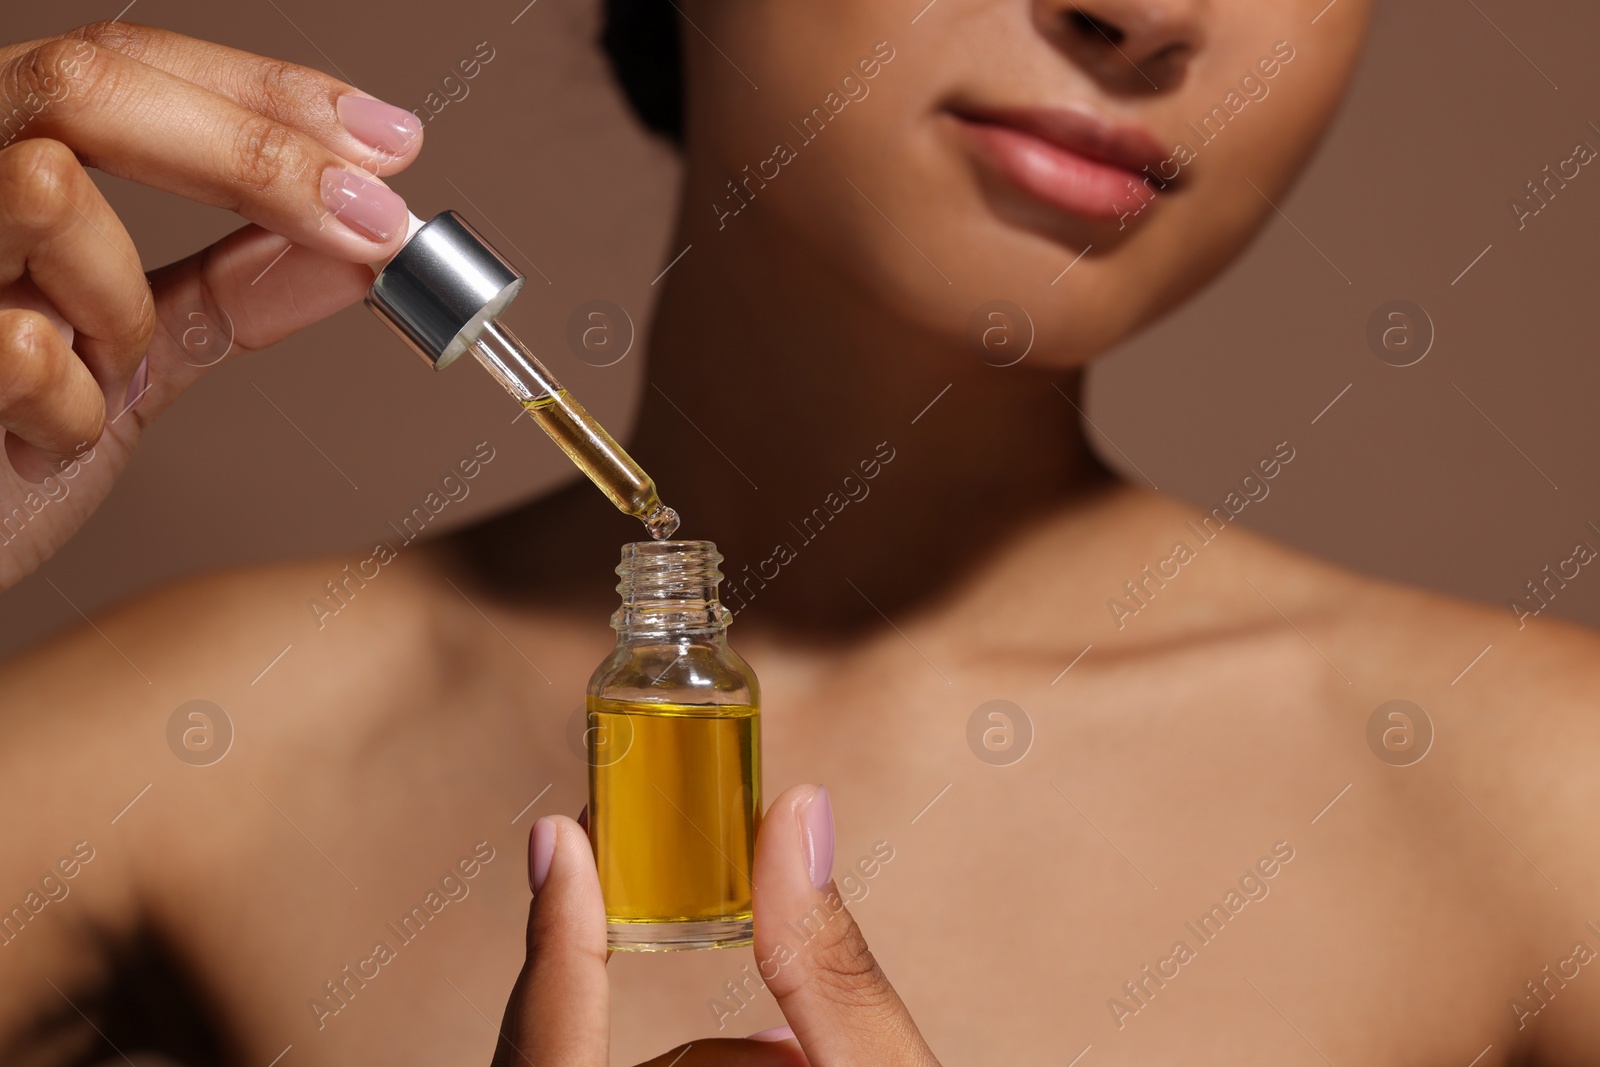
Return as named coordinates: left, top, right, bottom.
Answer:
left=587, top=540, right=762, bottom=950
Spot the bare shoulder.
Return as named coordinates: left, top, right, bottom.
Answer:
left=999, top=485, right=1600, bottom=896
left=0, top=550, right=469, bottom=898
left=1065, top=490, right=1600, bottom=1048
left=2, top=541, right=607, bottom=744
left=1037, top=484, right=1599, bottom=699
left=1139, top=482, right=1600, bottom=808
left=0, top=545, right=607, bottom=1057
left=1277, top=538, right=1600, bottom=1051
left=0, top=553, right=431, bottom=1043
left=0, top=542, right=607, bottom=845
left=1, top=548, right=469, bottom=748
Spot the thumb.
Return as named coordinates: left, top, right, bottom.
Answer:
left=137, top=224, right=374, bottom=423
left=492, top=815, right=609, bottom=1067
left=752, top=785, right=937, bottom=1066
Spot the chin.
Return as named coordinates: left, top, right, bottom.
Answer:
left=834, top=207, right=1188, bottom=371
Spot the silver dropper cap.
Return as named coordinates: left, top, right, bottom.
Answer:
left=366, top=210, right=525, bottom=370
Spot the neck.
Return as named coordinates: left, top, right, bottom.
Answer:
left=444, top=190, right=1115, bottom=633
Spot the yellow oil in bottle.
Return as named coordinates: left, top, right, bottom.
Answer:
left=588, top=697, right=760, bottom=945
left=523, top=391, right=679, bottom=539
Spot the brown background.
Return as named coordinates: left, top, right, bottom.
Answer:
left=2, top=0, right=1597, bottom=657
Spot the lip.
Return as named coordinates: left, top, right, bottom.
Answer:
left=950, top=104, right=1174, bottom=222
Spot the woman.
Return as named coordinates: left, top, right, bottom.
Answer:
left=4, top=0, right=1597, bottom=1063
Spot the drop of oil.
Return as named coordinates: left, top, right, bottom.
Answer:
left=644, top=504, right=681, bottom=541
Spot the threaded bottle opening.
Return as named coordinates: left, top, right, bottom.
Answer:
left=613, top=539, right=730, bottom=634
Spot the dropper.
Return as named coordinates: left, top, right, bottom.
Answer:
left=365, top=210, right=680, bottom=540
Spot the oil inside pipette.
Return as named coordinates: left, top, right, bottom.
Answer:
left=522, top=390, right=680, bottom=540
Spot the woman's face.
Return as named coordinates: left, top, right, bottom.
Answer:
left=680, top=0, right=1371, bottom=365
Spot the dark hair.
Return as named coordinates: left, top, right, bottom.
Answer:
left=599, top=0, right=685, bottom=145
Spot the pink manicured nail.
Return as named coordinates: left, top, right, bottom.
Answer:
left=529, top=817, right=556, bottom=894
left=320, top=167, right=408, bottom=243
left=799, top=785, right=833, bottom=890
left=747, top=1025, right=795, bottom=1042
left=122, top=356, right=149, bottom=410
left=336, top=95, right=422, bottom=157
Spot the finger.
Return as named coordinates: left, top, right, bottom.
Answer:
left=0, top=139, right=153, bottom=390
left=55, top=22, right=423, bottom=175
left=752, top=786, right=937, bottom=1067
left=0, top=273, right=74, bottom=347
left=130, top=224, right=373, bottom=424
left=633, top=1038, right=809, bottom=1066
left=574, top=804, right=617, bottom=967
left=493, top=816, right=608, bottom=1067
left=0, top=308, right=103, bottom=481
left=0, top=38, right=411, bottom=260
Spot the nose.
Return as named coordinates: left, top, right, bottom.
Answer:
left=1035, top=0, right=1206, bottom=92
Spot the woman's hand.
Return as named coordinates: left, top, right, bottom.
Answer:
left=0, top=21, right=423, bottom=589
left=494, top=785, right=941, bottom=1066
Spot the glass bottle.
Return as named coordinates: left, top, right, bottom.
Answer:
left=586, top=539, right=762, bottom=950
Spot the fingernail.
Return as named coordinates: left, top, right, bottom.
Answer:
left=798, top=785, right=833, bottom=891
left=320, top=167, right=408, bottom=243
left=529, top=817, right=556, bottom=894
left=336, top=94, right=422, bottom=157
left=747, top=1025, right=795, bottom=1042
left=576, top=804, right=589, bottom=833
left=122, top=355, right=149, bottom=410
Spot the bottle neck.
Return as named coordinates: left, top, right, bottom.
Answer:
left=611, top=540, right=731, bottom=640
